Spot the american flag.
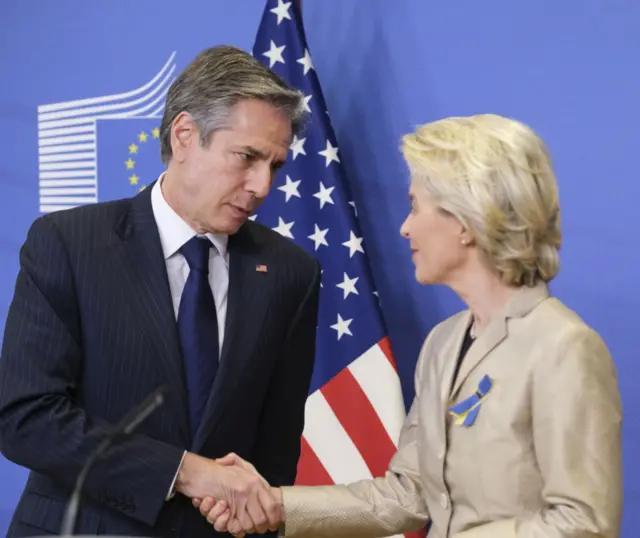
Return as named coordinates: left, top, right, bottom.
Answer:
left=252, top=3, right=424, bottom=537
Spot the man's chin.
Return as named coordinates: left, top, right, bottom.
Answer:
left=218, top=218, right=248, bottom=235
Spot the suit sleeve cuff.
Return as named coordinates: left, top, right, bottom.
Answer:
left=453, top=519, right=516, bottom=538
left=165, top=450, right=187, bottom=501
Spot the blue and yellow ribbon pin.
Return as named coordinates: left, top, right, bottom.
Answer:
left=448, top=375, right=493, bottom=427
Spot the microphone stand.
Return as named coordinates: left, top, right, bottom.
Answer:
left=60, top=386, right=166, bottom=537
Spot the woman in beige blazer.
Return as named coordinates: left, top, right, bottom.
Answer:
left=197, top=113, right=623, bottom=538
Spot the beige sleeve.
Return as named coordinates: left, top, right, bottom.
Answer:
left=454, top=326, right=623, bottom=538
left=280, top=339, right=433, bottom=538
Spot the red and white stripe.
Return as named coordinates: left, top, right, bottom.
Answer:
left=296, top=337, right=425, bottom=538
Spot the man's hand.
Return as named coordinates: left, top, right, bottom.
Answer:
left=176, top=452, right=281, bottom=533
left=196, top=487, right=283, bottom=537
left=192, top=453, right=285, bottom=536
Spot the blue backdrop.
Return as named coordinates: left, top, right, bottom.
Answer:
left=1, top=1, right=638, bottom=536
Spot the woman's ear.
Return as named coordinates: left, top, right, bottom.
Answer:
left=460, top=227, right=474, bottom=246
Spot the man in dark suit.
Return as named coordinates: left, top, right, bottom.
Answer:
left=0, top=45, right=320, bottom=537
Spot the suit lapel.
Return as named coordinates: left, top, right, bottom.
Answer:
left=449, top=315, right=507, bottom=399
left=440, top=312, right=472, bottom=404
left=192, top=223, right=275, bottom=449
left=449, top=282, right=551, bottom=399
left=112, top=186, right=190, bottom=442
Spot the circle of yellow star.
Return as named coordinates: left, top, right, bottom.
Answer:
left=126, top=125, right=160, bottom=193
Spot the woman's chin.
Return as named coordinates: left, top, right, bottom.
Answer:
left=415, top=265, right=444, bottom=286
left=415, top=268, right=431, bottom=285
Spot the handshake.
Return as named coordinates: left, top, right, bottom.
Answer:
left=176, top=451, right=283, bottom=537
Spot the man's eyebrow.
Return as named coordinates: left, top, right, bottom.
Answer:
left=240, top=146, right=286, bottom=169
left=239, top=145, right=265, bottom=158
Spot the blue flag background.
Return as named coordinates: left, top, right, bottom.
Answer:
left=1, top=1, right=640, bottom=536
left=251, top=0, right=389, bottom=393
left=97, top=119, right=163, bottom=200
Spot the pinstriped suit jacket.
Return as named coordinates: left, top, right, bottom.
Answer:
left=0, top=185, right=321, bottom=537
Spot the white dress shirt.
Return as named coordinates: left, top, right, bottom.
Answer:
left=151, top=174, right=229, bottom=353
left=150, top=174, right=229, bottom=499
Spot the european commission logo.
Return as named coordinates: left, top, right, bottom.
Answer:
left=36, top=53, right=177, bottom=213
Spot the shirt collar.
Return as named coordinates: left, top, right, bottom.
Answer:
left=150, top=173, right=228, bottom=262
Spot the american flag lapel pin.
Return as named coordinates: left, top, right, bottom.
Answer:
left=256, top=264, right=268, bottom=273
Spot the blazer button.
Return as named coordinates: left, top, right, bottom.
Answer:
left=440, top=493, right=449, bottom=509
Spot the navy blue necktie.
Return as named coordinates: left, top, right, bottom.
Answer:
left=177, top=236, right=219, bottom=441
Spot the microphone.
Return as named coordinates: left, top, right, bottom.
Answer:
left=60, top=386, right=167, bottom=537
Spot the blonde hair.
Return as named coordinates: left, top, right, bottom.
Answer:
left=401, top=113, right=561, bottom=286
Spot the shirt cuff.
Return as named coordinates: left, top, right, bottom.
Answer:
left=166, top=450, right=187, bottom=501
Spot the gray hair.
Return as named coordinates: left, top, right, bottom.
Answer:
left=159, top=45, right=306, bottom=164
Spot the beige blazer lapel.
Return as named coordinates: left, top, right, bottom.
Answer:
left=440, top=311, right=472, bottom=403
left=449, top=282, right=550, bottom=399
left=450, top=314, right=507, bottom=399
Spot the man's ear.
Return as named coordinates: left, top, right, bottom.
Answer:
left=170, top=112, right=197, bottom=163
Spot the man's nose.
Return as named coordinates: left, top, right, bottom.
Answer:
left=249, top=166, right=273, bottom=199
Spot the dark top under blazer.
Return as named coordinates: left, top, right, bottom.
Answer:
left=0, top=184, right=321, bottom=537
